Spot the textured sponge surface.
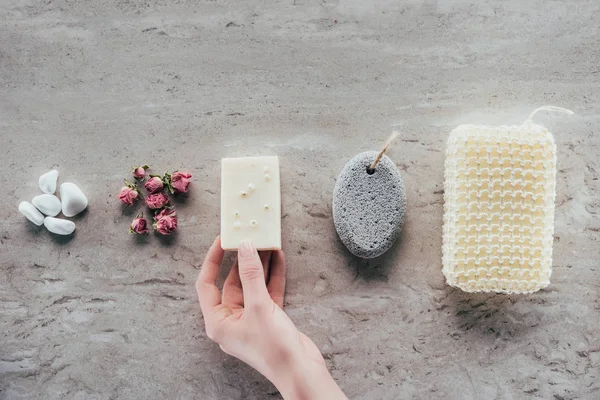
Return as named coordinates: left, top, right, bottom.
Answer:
left=443, top=123, right=556, bottom=294
left=333, top=151, right=407, bottom=259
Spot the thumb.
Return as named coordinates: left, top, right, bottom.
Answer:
left=238, top=240, right=269, bottom=309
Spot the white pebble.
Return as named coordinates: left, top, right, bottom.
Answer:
left=60, top=182, right=88, bottom=217
left=248, top=183, right=255, bottom=191
left=250, top=220, right=258, bottom=227
left=233, top=221, right=241, bottom=229
left=39, top=170, right=58, bottom=194
left=264, top=204, right=270, bottom=210
left=32, top=194, right=61, bottom=216
left=44, top=217, right=75, bottom=235
left=264, top=173, right=270, bottom=181
left=18, top=201, right=44, bottom=226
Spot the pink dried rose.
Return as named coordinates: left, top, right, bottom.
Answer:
left=170, top=171, right=192, bottom=194
left=132, top=165, right=149, bottom=180
left=119, top=180, right=140, bottom=205
left=153, top=208, right=177, bottom=235
left=144, top=176, right=164, bottom=194
left=130, top=214, right=149, bottom=234
left=145, top=192, right=169, bottom=209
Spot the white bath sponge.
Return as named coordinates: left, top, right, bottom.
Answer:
left=442, top=108, right=571, bottom=294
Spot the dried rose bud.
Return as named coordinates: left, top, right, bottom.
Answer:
left=171, top=171, right=192, bottom=194
left=119, top=180, right=140, bottom=206
left=153, top=208, right=177, bottom=235
left=145, top=192, right=169, bottom=209
left=130, top=214, right=149, bottom=234
left=144, top=176, right=164, bottom=194
left=132, top=165, right=149, bottom=180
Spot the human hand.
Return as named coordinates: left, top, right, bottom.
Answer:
left=196, top=237, right=346, bottom=399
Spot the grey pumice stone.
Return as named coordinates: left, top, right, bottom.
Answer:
left=332, top=151, right=407, bottom=259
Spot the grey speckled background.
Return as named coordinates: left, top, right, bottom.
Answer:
left=1, top=1, right=599, bottom=399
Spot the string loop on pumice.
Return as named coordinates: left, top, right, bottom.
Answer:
left=368, top=131, right=399, bottom=174
left=524, top=105, right=574, bottom=125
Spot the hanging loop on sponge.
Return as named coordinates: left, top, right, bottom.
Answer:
left=524, top=105, right=574, bottom=124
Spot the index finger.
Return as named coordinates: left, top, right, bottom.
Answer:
left=196, top=236, right=224, bottom=316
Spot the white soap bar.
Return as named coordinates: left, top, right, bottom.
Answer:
left=221, top=156, right=281, bottom=250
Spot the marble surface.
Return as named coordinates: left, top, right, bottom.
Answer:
left=1, top=0, right=599, bottom=399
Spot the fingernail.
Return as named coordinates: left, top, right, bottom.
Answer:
left=239, top=240, right=255, bottom=257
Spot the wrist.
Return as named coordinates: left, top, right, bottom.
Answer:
left=268, top=351, right=344, bottom=400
